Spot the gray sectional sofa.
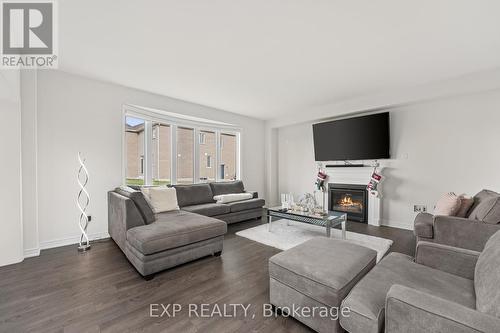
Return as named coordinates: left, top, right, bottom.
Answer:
left=108, top=181, right=264, bottom=278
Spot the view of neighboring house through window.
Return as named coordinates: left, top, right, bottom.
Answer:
left=124, top=109, right=240, bottom=186
left=152, top=123, right=171, bottom=185
left=176, top=127, right=194, bottom=184
left=220, top=133, right=237, bottom=181
left=199, top=130, right=216, bottom=182
left=125, top=116, right=146, bottom=186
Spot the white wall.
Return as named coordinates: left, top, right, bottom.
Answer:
left=0, top=71, right=24, bottom=266
left=277, top=89, right=500, bottom=229
left=35, top=70, right=266, bottom=248
left=21, top=71, right=39, bottom=257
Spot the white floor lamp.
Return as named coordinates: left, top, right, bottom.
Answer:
left=77, top=152, right=91, bottom=252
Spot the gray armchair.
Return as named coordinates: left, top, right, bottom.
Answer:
left=385, top=232, right=500, bottom=333
left=340, top=231, right=500, bottom=333
left=414, top=189, right=500, bottom=251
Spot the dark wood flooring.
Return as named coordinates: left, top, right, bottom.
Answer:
left=0, top=217, right=414, bottom=333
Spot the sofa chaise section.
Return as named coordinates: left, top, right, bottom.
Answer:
left=108, top=191, right=227, bottom=278
left=126, top=210, right=226, bottom=255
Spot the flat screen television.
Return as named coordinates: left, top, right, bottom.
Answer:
left=312, top=112, right=390, bottom=161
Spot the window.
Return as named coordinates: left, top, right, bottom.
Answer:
left=220, top=133, right=237, bottom=181
left=199, top=132, right=206, bottom=144
left=125, top=116, right=145, bottom=186
left=198, top=130, right=216, bottom=182
left=152, top=123, right=171, bottom=185
left=123, top=107, right=240, bottom=186
left=176, top=127, right=194, bottom=184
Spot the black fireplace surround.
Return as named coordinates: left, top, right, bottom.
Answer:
left=329, top=183, right=368, bottom=223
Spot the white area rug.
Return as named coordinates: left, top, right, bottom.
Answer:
left=236, top=220, right=393, bottom=262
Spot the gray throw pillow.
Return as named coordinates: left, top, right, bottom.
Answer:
left=115, top=186, right=156, bottom=224
left=469, top=197, right=500, bottom=224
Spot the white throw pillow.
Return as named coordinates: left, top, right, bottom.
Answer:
left=434, top=192, right=462, bottom=216
left=214, top=193, right=253, bottom=204
left=141, top=186, right=179, bottom=213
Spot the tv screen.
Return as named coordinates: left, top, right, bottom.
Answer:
left=312, top=113, right=390, bottom=161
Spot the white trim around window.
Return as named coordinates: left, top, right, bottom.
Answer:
left=122, top=104, right=241, bottom=185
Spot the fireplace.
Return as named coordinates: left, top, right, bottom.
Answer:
left=329, top=184, right=368, bottom=223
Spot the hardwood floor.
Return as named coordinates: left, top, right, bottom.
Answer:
left=0, top=217, right=414, bottom=333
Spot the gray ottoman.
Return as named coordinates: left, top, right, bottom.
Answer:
left=269, top=237, right=377, bottom=333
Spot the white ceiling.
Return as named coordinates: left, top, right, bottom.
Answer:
left=59, top=0, right=500, bottom=120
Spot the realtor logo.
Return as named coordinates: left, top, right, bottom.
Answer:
left=1, top=0, right=57, bottom=68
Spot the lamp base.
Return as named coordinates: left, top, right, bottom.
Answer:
left=78, top=244, right=91, bottom=252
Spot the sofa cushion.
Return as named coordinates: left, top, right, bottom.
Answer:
left=226, top=198, right=265, bottom=213
left=269, top=237, right=377, bottom=308
left=126, top=210, right=227, bottom=255
left=475, top=230, right=500, bottom=317
left=114, top=186, right=155, bottom=224
left=181, top=203, right=230, bottom=217
left=173, top=184, right=215, bottom=207
left=468, top=189, right=500, bottom=218
left=468, top=196, right=500, bottom=224
left=340, top=253, right=476, bottom=333
left=413, top=212, right=434, bottom=239
left=210, top=181, right=245, bottom=196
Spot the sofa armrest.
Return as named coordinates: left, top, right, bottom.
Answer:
left=246, top=191, right=258, bottom=199
left=386, top=285, right=500, bottom=333
left=415, top=241, right=479, bottom=279
left=108, top=191, right=145, bottom=251
left=414, top=212, right=434, bottom=239
left=434, top=215, right=500, bottom=251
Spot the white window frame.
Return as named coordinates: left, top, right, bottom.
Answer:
left=122, top=104, right=241, bottom=185
left=199, top=132, right=206, bottom=145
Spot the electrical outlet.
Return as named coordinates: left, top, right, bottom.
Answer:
left=414, top=205, right=427, bottom=213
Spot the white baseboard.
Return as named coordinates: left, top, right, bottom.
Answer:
left=39, top=232, right=110, bottom=251
left=380, top=219, right=414, bottom=231
left=24, top=248, right=41, bottom=258
left=23, top=232, right=109, bottom=258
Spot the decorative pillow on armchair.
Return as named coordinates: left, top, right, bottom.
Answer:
left=434, top=192, right=462, bottom=216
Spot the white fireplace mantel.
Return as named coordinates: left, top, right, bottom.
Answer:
left=325, top=166, right=382, bottom=226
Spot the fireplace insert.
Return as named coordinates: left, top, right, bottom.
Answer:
left=329, top=184, right=368, bottom=223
